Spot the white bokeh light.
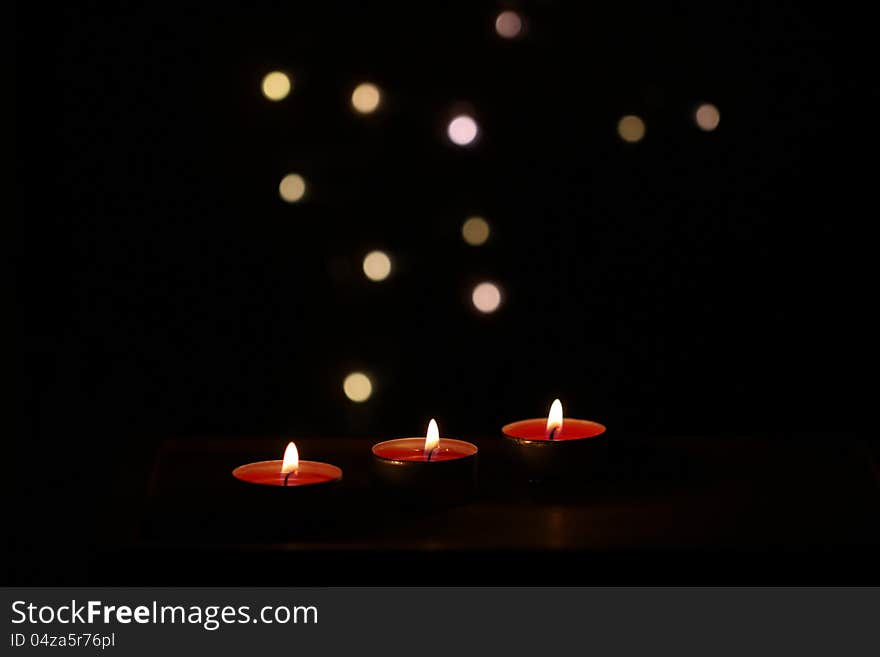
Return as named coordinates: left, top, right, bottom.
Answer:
left=278, top=173, right=306, bottom=202
left=343, top=372, right=372, bottom=402
left=495, top=10, right=523, bottom=39
left=363, top=250, right=392, bottom=282
left=447, top=115, right=479, bottom=146
left=472, top=282, right=502, bottom=313
left=351, top=82, right=381, bottom=114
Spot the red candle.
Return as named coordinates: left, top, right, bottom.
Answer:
left=502, top=399, right=606, bottom=442
left=232, top=442, right=342, bottom=487
left=371, top=419, right=478, bottom=462
left=502, top=399, right=607, bottom=481
left=371, top=419, right=478, bottom=504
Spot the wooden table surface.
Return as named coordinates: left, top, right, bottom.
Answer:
left=99, top=433, right=880, bottom=584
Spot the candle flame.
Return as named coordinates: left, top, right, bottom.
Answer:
left=546, top=399, right=563, bottom=437
left=281, top=441, right=299, bottom=474
left=424, top=419, right=440, bottom=458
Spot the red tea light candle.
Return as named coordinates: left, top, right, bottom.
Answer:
left=233, top=442, right=342, bottom=487
left=371, top=419, right=478, bottom=505
left=502, top=399, right=607, bottom=481
left=504, top=399, right=606, bottom=442
left=372, top=419, right=477, bottom=463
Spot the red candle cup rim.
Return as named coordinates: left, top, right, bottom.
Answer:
left=502, top=418, right=606, bottom=443
left=372, top=438, right=478, bottom=463
left=232, top=459, right=343, bottom=486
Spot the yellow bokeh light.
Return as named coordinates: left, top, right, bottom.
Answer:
left=343, top=372, right=372, bottom=402
left=462, top=216, right=490, bottom=246
left=278, top=174, right=306, bottom=203
left=363, top=250, right=392, bottom=282
left=261, top=71, right=292, bottom=101
left=351, top=82, right=381, bottom=114
left=617, top=115, right=646, bottom=143
left=472, top=282, right=502, bottom=313
left=495, top=10, right=523, bottom=38
left=695, top=103, right=720, bottom=131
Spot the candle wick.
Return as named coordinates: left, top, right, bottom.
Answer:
left=284, top=471, right=294, bottom=487
left=426, top=448, right=436, bottom=462
left=548, top=427, right=557, bottom=441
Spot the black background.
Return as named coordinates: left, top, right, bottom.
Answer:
left=12, top=1, right=865, bottom=583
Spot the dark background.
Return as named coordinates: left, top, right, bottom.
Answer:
left=12, top=1, right=864, bottom=583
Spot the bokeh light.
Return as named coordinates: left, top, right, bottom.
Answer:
left=261, top=71, right=292, bottom=101
left=278, top=173, right=306, bottom=203
left=462, top=216, right=490, bottom=246
left=363, top=250, right=392, bottom=282
left=351, top=82, right=381, bottom=114
left=472, top=282, right=502, bottom=313
left=695, top=103, right=721, bottom=131
left=343, top=372, right=372, bottom=402
left=495, top=10, right=523, bottom=38
left=617, top=115, right=646, bottom=143
left=447, top=115, right=479, bottom=146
